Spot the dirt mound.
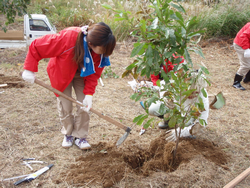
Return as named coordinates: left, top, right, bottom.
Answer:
left=56, top=136, right=229, bottom=188
left=0, top=74, right=25, bottom=88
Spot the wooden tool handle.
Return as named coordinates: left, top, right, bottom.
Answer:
left=224, top=167, right=250, bottom=188
left=35, top=79, right=129, bottom=131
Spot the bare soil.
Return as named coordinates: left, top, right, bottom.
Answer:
left=0, top=39, right=249, bottom=188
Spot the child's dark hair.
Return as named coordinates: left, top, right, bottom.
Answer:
left=74, top=22, right=116, bottom=68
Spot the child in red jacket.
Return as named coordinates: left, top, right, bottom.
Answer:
left=149, top=55, right=185, bottom=129
left=233, top=22, right=250, bottom=90
left=22, top=23, right=116, bottom=150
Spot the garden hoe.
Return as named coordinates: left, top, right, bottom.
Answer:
left=33, top=78, right=131, bottom=147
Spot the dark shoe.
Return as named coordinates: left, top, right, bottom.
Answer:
left=233, top=74, right=246, bottom=90
left=158, top=120, right=169, bottom=129
left=243, top=70, right=250, bottom=83
left=233, top=83, right=246, bottom=90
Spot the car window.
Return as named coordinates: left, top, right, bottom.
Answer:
left=29, top=19, right=51, bottom=31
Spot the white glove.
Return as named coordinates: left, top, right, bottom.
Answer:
left=165, top=125, right=193, bottom=142
left=244, top=49, right=250, bottom=58
left=81, top=95, right=93, bottom=112
left=22, top=70, right=35, bottom=84
left=152, top=85, right=160, bottom=91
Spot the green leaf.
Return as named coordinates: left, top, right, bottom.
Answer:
left=210, top=92, right=226, bottom=109
left=182, top=89, right=196, bottom=97
left=201, top=88, right=207, bottom=98
left=199, top=119, right=207, bottom=126
left=186, top=16, right=198, bottom=33
left=168, top=116, right=177, bottom=128
left=175, top=11, right=184, bottom=23
left=101, top=4, right=112, bottom=9
left=169, top=2, right=185, bottom=13
left=145, top=66, right=151, bottom=78
left=156, top=79, right=161, bottom=87
left=184, top=48, right=192, bottom=66
left=169, top=29, right=176, bottom=45
left=131, top=43, right=145, bottom=57
left=130, top=93, right=138, bottom=100
left=137, top=114, right=149, bottom=125
left=147, top=95, right=158, bottom=106
left=133, top=114, right=145, bottom=123
left=159, top=103, right=167, bottom=115
left=194, top=49, right=205, bottom=59
left=122, top=70, right=132, bottom=78
left=143, top=118, right=155, bottom=129
left=126, top=61, right=137, bottom=70
left=176, top=20, right=186, bottom=30
left=140, top=19, right=146, bottom=38
left=187, top=30, right=205, bottom=38
left=146, top=57, right=153, bottom=67
left=145, top=45, right=153, bottom=57
left=200, top=66, right=209, bottom=74
left=135, top=94, right=142, bottom=102
left=141, top=68, right=146, bottom=76
left=114, top=17, right=126, bottom=21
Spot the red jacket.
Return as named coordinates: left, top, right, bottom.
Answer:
left=234, top=22, right=250, bottom=50
left=151, top=55, right=185, bottom=86
left=24, top=27, right=104, bottom=96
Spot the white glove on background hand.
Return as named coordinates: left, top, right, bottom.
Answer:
left=22, top=70, right=35, bottom=84
left=81, top=95, right=93, bottom=112
left=165, top=125, right=193, bottom=142
left=244, top=49, right=250, bottom=58
left=152, top=85, right=160, bottom=91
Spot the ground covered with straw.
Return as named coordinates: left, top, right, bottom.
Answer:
left=0, top=39, right=249, bottom=187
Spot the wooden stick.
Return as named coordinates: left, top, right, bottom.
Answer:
left=34, top=78, right=130, bottom=132
left=223, top=167, right=250, bottom=188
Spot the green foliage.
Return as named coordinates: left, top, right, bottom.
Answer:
left=102, top=67, right=119, bottom=79
left=27, top=0, right=91, bottom=27
left=195, top=2, right=250, bottom=38
left=26, top=0, right=146, bottom=40
left=0, top=0, right=31, bottom=30
left=103, top=0, right=209, bottom=149
left=6, top=0, right=248, bottom=41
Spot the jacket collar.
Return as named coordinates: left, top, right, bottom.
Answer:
left=80, top=35, right=110, bottom=77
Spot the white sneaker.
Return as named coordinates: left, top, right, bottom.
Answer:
left=62, top=135, right=74, bottom=148
left=75, top=138, right=91, bottom=150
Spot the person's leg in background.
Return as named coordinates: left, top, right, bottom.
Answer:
left=148, top=101, right=169, bottom=129
left=233, top=43, right=250, bottom=90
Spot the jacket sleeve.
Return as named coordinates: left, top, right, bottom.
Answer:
left=238, top=28, right=250, bottom=50
left=151, top=74, right=160, bottom=86
left=24, top=30, right=74, bottom=72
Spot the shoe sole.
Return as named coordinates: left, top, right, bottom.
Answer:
left=75, top=143, right=91, bottom=150
left=79, top=146, right=91, bottom=150
left=62, top=145, right=72, bottom=148
left=158, top=126, right=169, bottom=129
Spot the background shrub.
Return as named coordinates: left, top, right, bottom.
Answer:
left=26, top=0, right=250, bottom=41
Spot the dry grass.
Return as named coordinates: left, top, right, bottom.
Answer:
left=0, top=40, right=249, bottom=187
